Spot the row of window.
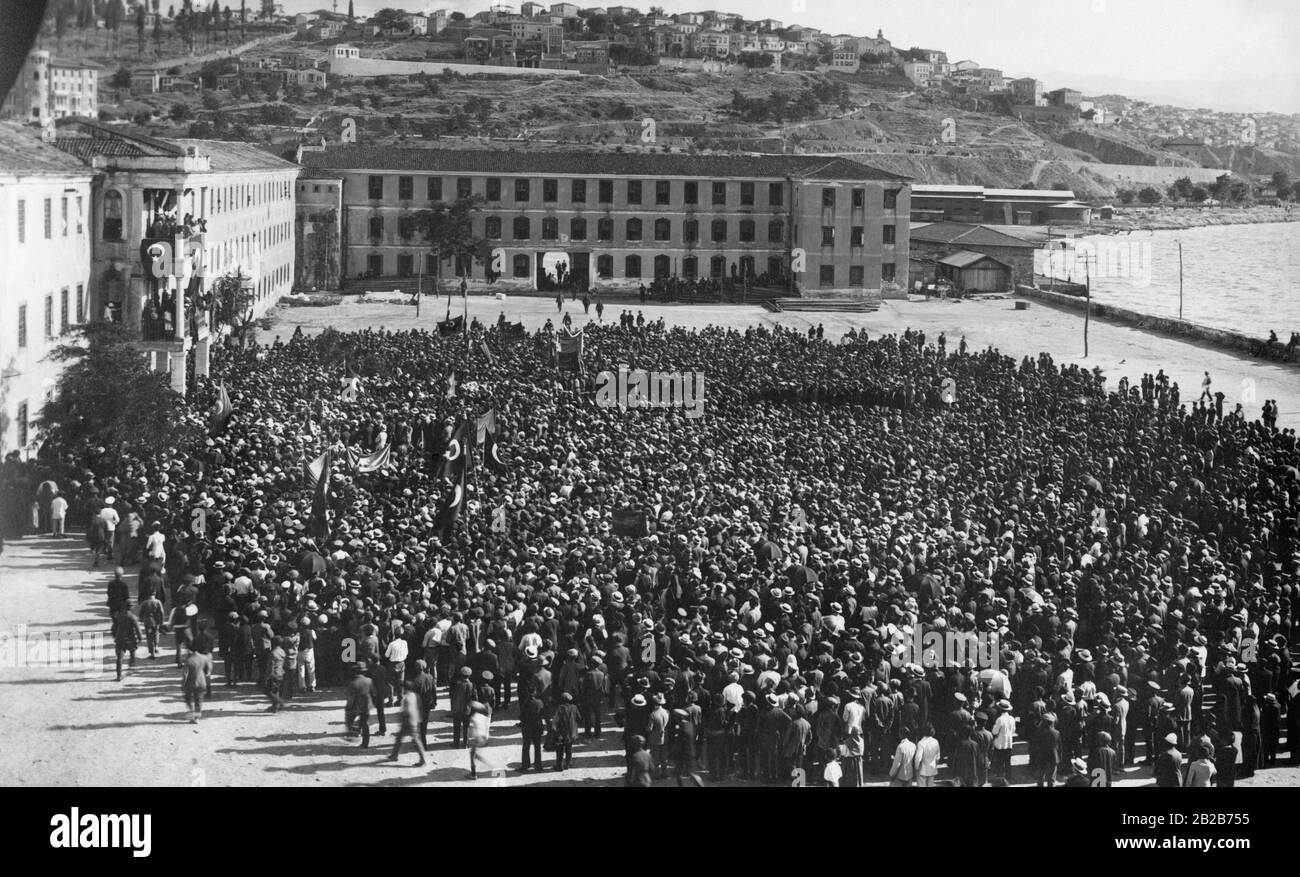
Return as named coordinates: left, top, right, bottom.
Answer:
left=371, top=174, right=901, bottom=211
left=15, top=285, right=84, bottom=349
left=14, top=196, right=83, bottom=243
left=367, top=214, right=896, bottom=247
left=365, top=251, right=895, bottom=286
left=100, top=182, right=294, bottom=241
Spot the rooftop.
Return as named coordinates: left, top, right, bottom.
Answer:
left=48, top=122, right=298, bottom=173
left=0, top=123, right=94, bottom=176
left=938, top=249, right=1010, bottom=269
left=909, top=222, right=1038, bottom=249
left=299, top=147, right=910, bottom=182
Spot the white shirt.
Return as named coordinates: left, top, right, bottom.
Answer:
left=99, top=507, right=120, bottom=529
left=384, top=639, right=409, bottom=663
left=722, top=682, right=745, bottom=711
left=50, top=497, right=68, bottom=519
left=992, top=713, right=1017, bottom=749
left=146, top=531, right=166, bottom=558
left=823, top=760, right=843, bottom=787
left=915, top=736, right=941, bottom=776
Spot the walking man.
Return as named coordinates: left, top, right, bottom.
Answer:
left=386, top=680, right=429, bottom=767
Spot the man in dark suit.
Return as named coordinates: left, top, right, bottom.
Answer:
left=345, top=663, right=374, bottom=748
left=495, top=636, right=518, bottom=708
left=519, top=684, right=546, bottom=772
left=449, top=665, right=474, bottom=747
left=367, top=659, right=390, bottom=736
left=953, top=728, right=981, bottom=787
left=1153, top=734, right=1184, bottom=787
left=626, top=734, right=653, bottom=786
left=670, top=709, right=704, bottom=787
left=579, top=657, right=609, bottom=739
left=411, top=659, right=437, bottom=749
left=1031, top=713, right=1061, bottom=787
left=1088, top=730, right=1118, bottom=786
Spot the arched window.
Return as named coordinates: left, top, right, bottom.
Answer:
left=102, top=190, right=123, bottom=240
left=654, top=218, right=671, bottom=241
left=654, top=254, right=671, bottom=278
left=512, top=217, right=530, bottom=240
left=596, top=254, right=613, bottom=279
left=541, top=217, right=559, bottom=240
left=513, top=254, right=530, bottom=277
left=625, top=255, right=641, bottom=278
left=626, top=218, right=642, bottom=241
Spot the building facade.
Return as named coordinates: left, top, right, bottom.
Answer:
left=300, top=148, right=911, bottom=296
left=51, top=123, right=299, bottom=393
left=1, top=51, right=100, bottom=126
left=0, top=123, right=94, bottom=458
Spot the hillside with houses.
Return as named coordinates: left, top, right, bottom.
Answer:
left=8, top=1, right=1300, bottom=201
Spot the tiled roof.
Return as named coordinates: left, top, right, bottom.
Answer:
left=0, top=123, right=94, bottom=175
left=172, top=140, right=301, bottom=172
left=910, top=222, right=1037, bottom=249
left=938, top=249, right=1009, bottom=269
left=300, top=147, right=909, bottom=182
left=52, top=136, right=152, bottom=161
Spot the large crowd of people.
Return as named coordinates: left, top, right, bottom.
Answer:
left=4, top=312, right=1298, bottom=786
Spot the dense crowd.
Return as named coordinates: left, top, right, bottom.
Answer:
left=5, top=314, right=1299, bottom=786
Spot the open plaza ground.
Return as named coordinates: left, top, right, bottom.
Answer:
left=0, top=293, right=1296, bottom=788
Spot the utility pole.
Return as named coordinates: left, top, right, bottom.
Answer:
left=1177, top=239, right=1184, bottom=321
left=1083, top=252, right=1093, bottom=358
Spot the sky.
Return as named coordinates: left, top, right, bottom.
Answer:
left=283, top=0, right=1300, bottom=114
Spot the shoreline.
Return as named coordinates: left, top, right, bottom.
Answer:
left=1014, top=285, right=1299, bottom=364
left=1088, top=205, right=1299, bottom=235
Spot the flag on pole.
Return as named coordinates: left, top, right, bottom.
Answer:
left=557, top=326, right=584, bottom=373
left=303, top=450, right=329, bottom=489
left=347, top=442, right=392, bottom=474
left=434, top=467, right=465, bottom=535
left=474, top=409, right=498, bottom=445
left=309, top=449, right=333, bottom=539
left=208, top=381, right=233, bottom=437
left=437, top=315, right=465, bottom=336
left=437, top=419, right=471, bottom=481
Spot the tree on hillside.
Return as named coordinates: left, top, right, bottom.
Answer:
left=1116, top=188, right=1136, bottom=204
left=1190, top=185, right=1209, bottom=203
left=1137, top=186, right=1162, bottom=204
left=1272, top=170, right=1292, bottom=200
left=239, top=0, right=246, bottom=37
left=223, top=4, right=232, bottom=41
left=372, top=7, right=407, bottom=33
left=260, top=0, right=274, bottom=20
left=347, top=0, right=354, bottom=23
left=170, top=102, right=190, bottom=121
left=55, top=0, right=68, bottom=48
left=110, top=65, right=132, bottom=89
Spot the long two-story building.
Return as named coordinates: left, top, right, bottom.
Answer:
left=52, top=122, right=299, bottom=393
left=0, top=123, right=94, bottom=458
left=298, top=148, right=910, bottom=296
